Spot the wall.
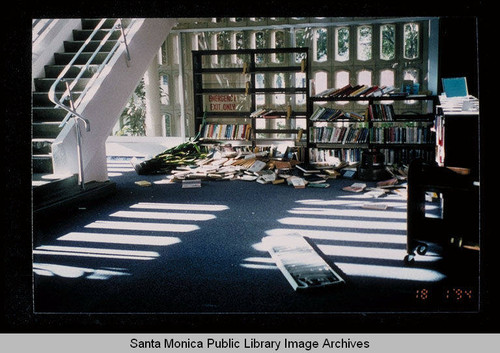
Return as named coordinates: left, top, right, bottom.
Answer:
left=438, top=17, right=479, bottom=96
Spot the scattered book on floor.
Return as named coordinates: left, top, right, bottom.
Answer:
left=295, top=164, right=321, bottom=174
left=288, top=176, right=306, bottom=189
left=342, top=182, right=366, bottom=193
left=182, top=179, right=201, bottom=188
left=361, top=203, right=389, bottom=210
left=264, top=234, right=345, bottom=291
left=307, top=183, right=330, bottom=188
left=341, top=168, right=357, bottom=178
left=135, top=180, right=152, bottom=187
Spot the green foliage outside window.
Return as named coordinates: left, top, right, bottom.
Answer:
left=380, top=24, right=395, bottom=60
left=316, top=28, right=327, bottom=62
left=116, top=80, right=146, bottom=136
left=404, top=23, right=419, bottom=59
left=337, top=27, right=349, bottom=61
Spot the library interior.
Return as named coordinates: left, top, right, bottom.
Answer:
left=21, top=14, right=489, bottom=332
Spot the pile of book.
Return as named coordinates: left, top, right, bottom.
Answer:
left=314, top=84, right=395, bottom=98
left=151, top=147, right=341, bottom=189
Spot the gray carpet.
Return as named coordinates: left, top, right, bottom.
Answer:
left=31, top=157, right=480, bottom=331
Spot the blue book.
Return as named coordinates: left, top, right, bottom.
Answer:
left=442, top=77, right=468, bottom=97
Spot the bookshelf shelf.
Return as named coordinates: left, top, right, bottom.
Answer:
left=193, top=48, right=310, bottom=154
left=307, top=92, right=437, bottom=167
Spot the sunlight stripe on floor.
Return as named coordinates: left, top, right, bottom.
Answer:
left=265, top=228, right=406, bottom=244
left=57, top=232, right=181, bottom=246
left=85, top=220, right=199, bottom=232
left=335, top=262, right=446, bottom=282
left=110, top=210, right=216, bottom=221
left=130, top=202, right=229, bottom=212
left=278, top=217, right=406, bottom=231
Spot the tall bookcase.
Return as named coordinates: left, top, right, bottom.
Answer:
left=307, top=94, right=438, bottom=167
left=193, top=48, right=309, bottom=157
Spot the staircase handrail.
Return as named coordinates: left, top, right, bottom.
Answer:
left=32, top=19, right=56, bottom=44
left=48, top=18, right=136, bottom=128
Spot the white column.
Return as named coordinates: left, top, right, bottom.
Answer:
left=144, top=55, right=163, bottom=136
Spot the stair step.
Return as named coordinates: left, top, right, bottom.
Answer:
left=81, top=18, right=131, bottom=30
left=33, top=179, right=117, bottom=218
left=63, top=40, right=119, bottom=53
left=44, top=64, right=99, bottom=79
left=34, top=77, right=91, bottom=91
left=32, top=172, right=74, bottom=187
left=72, top=29, right=122, bottom=41
left=32, top=122, right=64, bottom=138
left=33, top=91, right=82, bottom=107
left=33, top=173, right=79, bottom=207
left=54, top=51, right=111, bottom=65
left=32, top=139, right=55, bottom=154
left=32, top=107, right=68, bottom=122
left=33, top=155, right=54, bottom=174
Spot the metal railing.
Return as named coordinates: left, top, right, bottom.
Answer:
left=32, top=19, right=55, bottom=44
left=47, top=18, right=136, bottom=188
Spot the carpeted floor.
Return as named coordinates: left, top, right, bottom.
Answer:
left=31, top=157, right=480, bottom=330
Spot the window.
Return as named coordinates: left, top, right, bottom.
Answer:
left=255, top=73, right=265, bottom=107
left=335, top=27, right=349, bottom=62
left=357, top=70, right=372, bottom=86
left=233, top=32, right=245, bottom=64
left=294, top=29, right=308, bottom=63
left=380, top=24, right=395, bottom=60
left=315, top=28, right=327, bottom=62
left=357, top=26, right=372, bottom=61
left=159, top=41, right=168, bottom=65
left=254, top=31, right=266, bottom=63
left=161, top=18, right=433, bottom=138
left=296, top=72, right=307, bottom=105
left=273, top=31, right=285, bottom=63
left=380, top=69, right=395, bottom=87
left=404, top=23, right=420, bottom=59
left=404, top=68, right=419, bottom=83
left=273, top=73, right=285, bottom=105
left=335, top=70, right=350, bottom=88
left=314, top=71, right=328, bottom=95
left=160, top=75, right=169, bottom=105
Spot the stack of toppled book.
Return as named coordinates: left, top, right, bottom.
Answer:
left=138, top=147, right=343, bottom=189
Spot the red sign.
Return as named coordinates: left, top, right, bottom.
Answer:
left=208, top=95, right=238, bottom=111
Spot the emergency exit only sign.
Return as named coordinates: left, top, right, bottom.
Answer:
left=208, top=94, right=239, bottom=111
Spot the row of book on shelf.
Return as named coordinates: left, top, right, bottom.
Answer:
left=309, top=148, right=362, bottom=165
left=309, top=103, right=404, bottom=122
left=310, top=126, right=369, bottom=144
left=202, top=123, right=252, bottom=140
left=310, top=107, right=365, bottom=122
left=309, top=125, right=433, bottom=145
left=380, top=148, right=434, bottom=165
left=369, top=125, right=434, bottom=144
left=308, top=147, right=434, bottom=166
left=367, top=104, right=396, bottom=121
left=313, top=84, right=395, bottom=98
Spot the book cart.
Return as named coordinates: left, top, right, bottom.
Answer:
left=192, top=48, right=310, bottom=158
left=307, top=94, right=438, bottom=169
